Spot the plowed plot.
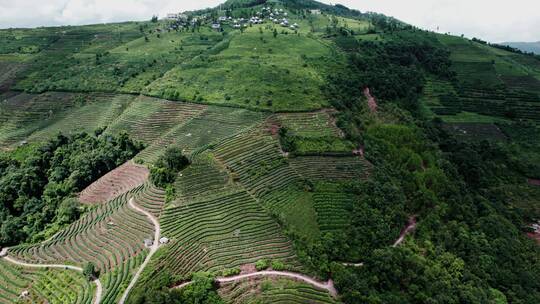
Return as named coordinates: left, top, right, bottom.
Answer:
left=79, top=161, right=149, bottom=205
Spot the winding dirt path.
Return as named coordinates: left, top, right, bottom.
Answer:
left=364, top=87, right=378, bottom=113
left=393, top=216, right=417, bottom=247
left=118, top=198, right=162, bottom=304
left=341, top=262, right=364, bottom=267
left=342, top=215, right=418, bottom=268
left=1, top=251, right=102, bottom=304
left=174, top=270, right=337, bottom=298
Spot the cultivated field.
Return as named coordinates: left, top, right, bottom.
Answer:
left=0, top=259, right=94, bottom=304
left=218, top=277, right=338, bottom=304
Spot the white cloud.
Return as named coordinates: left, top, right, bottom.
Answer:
left=0, top=0, right=538, bottom=42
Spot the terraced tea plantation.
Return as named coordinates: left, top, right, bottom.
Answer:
left=6, top=182, right=166, bottom=303
left=10, top=190, right=153, bottom=272
left=219, top=277, right=338, bottom=304
left=157, top=188, right=299, bottom=276
left=0, top=260, right=94, bottom=304
left=2, top=0, right=540, bottom=303
left=425, top=35, right=540, bottom=124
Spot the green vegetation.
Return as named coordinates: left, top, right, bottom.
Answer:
left=129, top=272, right=223, bottom=304
left=0, top=132, right=143, bottom=246
left=0, top=259, right=94, bottom=304
left=1, top=0, right=540, bottom=303
left=146, top=28, right=331, bottom=111
left=83, top=262, right=98, bottom=281
left=150, top=147, right=190, bottom=187
left=219, top=277, right=338, bottom=304
left=255, top=259, right=270, bottom=271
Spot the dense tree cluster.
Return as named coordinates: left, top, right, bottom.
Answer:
left=0, top=132, right=143, bottom=246
left=83, top=262, right=99, bottom=281
left=297, top=23, right=540, bottom=304
left=150, top=147, right=190, bottom=188
left=129, top=272, right=223, bottom=304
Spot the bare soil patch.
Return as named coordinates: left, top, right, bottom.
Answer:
left=364, top=87, right=378, bottom=113
left=79, top=161, right=149, bottom=204
left=240, top=263, right=256, bottom=274
left=528, top=178, right=540, bottom=186
left=527, top=222, right=540, bottom=244
left=393, top=216, right=417, bottom=247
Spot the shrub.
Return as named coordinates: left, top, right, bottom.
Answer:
left=255, top=259, right=269, bottom=271
left=83, top=262, right=98, bottom=281
left=278, top=127, right=296, bottom=152
left=221, top=267, right=241, bottom=277
left=271, top=260, right=285, bottom=271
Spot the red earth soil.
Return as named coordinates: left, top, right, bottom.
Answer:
left=527, top=232, right=540, bottom=244
left=527, top=222, right=540, bottom=244
left=353, top=146, right=365, bottom=157
left=528, top=178, right=540, bottom=186
left=79, top=161, right=149, bottom=204
left=364, top=87, right=378, bottom=113
left=240, top=263, right=257, bottom=274
left=393, top=216, right=417, bottom=247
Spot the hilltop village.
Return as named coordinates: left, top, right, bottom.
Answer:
left=163, top=6, right=316, bottom=32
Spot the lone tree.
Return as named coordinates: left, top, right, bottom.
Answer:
left=83, top=262, right=98, bottom=281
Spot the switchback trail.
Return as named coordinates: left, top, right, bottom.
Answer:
left=118, top=198, right=162, bottom=304
left=174, top=270, right=337, bottom=298
left=0, top=249, right=102, bottom=304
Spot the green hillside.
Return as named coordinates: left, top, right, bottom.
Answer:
left=0, top=0, right=539, bottom=303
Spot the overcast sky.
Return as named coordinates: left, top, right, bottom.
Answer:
left=0, top=0, right=539, bottom=43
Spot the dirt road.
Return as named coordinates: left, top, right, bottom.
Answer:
left=174, top=270, right=337, bottom=298
left=1, top=253, right=102, bottom=304
left=118, top=198, right=162, bottom=304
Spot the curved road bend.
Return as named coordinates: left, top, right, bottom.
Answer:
left=118, top=198, right=162, bottom=304
left=1, top=252, right=102, bottom=304
left=174, top=270, right=338, bottom=298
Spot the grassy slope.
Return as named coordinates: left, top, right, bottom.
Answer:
left=146, top=25, right=331, bottom=111
left=0, top=12, right=348, bottom=112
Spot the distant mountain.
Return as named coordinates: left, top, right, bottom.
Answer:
left=501, top=41, right=540, bottom=54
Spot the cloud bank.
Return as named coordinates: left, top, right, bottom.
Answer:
left=0, top=0, right=538, bottom=43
